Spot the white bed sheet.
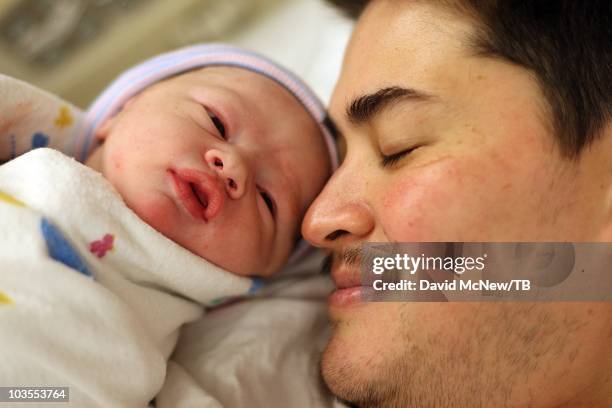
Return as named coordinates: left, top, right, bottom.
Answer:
left=158, top=254, right=340, bottom=407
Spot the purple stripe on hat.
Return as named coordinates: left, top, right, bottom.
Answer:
left=78, top=44, right=338, bottom=172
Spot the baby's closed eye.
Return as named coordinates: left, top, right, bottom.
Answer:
left=205, top=108, right=227, bottom=140
left=258, top=188, right=275, bottom=217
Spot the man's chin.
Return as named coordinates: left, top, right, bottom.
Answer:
left=321, top=306, right=400, bottom=407
left=321, top=331, right=378, bottom=407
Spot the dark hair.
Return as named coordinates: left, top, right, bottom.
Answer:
left=327, top=0, right=612, bottom=158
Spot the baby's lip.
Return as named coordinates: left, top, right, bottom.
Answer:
left=168, top=168, right=224, bottom=221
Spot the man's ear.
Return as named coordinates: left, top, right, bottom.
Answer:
left=598, top=123, right=612, bottom=241
left=602, top=188, right=612, bottom=241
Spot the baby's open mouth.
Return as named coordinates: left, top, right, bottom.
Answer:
left=190, top=182, right=208, bottom=209
left=168, top=169, right=224, bottom=221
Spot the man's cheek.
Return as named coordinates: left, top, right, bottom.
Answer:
left=380, top=160, right=468, bottom=241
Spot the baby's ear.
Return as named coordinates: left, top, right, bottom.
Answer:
left=95, top=97, right=137, bottom=141
left=95, top=115, right=118, bottom=141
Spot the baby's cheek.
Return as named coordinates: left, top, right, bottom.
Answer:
left=102, top=138, right=126, bottom=169
left=131, top=194, right=179, bottom=240
left=110, top=153, right=123, bottom=172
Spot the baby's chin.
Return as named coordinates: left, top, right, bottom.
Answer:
left=123, top=192, right=291, bottom=278
left=124, top=193, right=180, bottom=240
left=206, top=246, right=289, bottom=278
left=211, top=252, right=283, bottom=278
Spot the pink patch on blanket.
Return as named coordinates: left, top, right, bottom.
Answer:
left=89, top=234, right=114, bottom=258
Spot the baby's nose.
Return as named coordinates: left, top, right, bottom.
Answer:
left=204, top=149, right=248, bottom=200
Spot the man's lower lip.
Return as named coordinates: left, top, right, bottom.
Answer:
left=329, top=286, right=366, bottom=307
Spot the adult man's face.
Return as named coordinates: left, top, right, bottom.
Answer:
left=302, top=1, right=612, bottom=406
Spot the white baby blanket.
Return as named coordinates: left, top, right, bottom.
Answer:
left=0, top=148, right=253, bottom=407
left=0, top=74, right=83, bottom=162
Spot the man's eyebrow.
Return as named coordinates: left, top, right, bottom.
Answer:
left=346, top=86, right=433, bottom=124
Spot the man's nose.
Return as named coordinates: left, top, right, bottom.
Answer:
left=204, top=148, right=249, bottom=199
left=302, top=168, right=374, bottom=250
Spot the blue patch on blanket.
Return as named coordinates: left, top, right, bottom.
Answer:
left=248, top=277, right=263, bottom=294
left=31, top=132, right=49, bottom=149
left=41, top=218, right=92, bottom=278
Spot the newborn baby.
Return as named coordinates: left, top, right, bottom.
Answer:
left=83, top=49, right=335, bottom=277
left=0, top=44, right=337, bottom=407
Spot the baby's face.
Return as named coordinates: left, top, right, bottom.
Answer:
left=87, top=67, right=331, bottom=276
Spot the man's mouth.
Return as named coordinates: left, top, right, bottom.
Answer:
left=168, top=168, right=224, bottom=221
left=328, top=252, right=368, bottom=307
left=330, top=260, right=362, bottom=290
